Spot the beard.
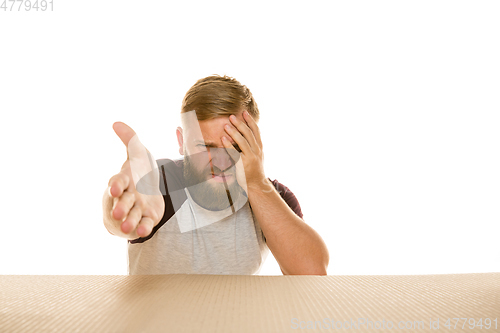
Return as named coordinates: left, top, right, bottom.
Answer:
left=183, top=153, right=245, bottom=211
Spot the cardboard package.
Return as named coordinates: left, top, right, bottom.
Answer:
left=0, top=273, right=498, bottom=332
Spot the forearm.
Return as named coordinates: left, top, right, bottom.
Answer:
left=247, top=180, right=329, bottom=275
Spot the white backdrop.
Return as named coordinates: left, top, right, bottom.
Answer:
left=0, top=1, right=498, bottom=275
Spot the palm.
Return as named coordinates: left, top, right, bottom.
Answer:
left=111, top=122, right=164, bottom=237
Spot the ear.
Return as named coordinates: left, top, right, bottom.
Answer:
left=176, top=127, right=184, bottom=156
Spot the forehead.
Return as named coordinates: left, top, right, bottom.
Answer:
left=183, top=111, right=244, bottom=145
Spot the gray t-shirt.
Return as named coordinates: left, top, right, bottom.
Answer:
left=127, top=158, right=303, bottom=275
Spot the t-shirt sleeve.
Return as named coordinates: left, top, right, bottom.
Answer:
left=269, top=178, right=303, bottom=219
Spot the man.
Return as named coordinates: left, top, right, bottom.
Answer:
left=102, top=75, right=329, bottom=275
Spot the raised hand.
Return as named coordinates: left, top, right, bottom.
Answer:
left=221, top=111, right=272, bottom=193
left=102, top=122, right=165, bottom=239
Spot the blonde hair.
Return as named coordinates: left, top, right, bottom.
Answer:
left=181, top=75, right=260, bottom=122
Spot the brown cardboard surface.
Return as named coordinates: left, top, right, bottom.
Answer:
left=0, top=273, right=498, bottom=332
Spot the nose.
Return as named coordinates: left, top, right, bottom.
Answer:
left=207, top=147, right=235, bottom=172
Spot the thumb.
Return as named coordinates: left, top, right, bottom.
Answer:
left=113, top=121, right=137, bottom=147
left=112, top=122, right=160, bottom=195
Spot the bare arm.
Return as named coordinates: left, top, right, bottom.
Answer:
left=248, top=180, right=329, bottom=275
left=220, top=111, right=329, bottom=275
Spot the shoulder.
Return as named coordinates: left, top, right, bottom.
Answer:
left=156, top=158, right=185, bottom=194
left=156, top=157, right=184, bottom=169
left=156, top=158, right=184, bottom=178
left=135, top=158, right=185, bottom=196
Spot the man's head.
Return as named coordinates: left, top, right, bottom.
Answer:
left=176, top=75, right=259, bottom=211
left=181, top=75, right=259, bottom=122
